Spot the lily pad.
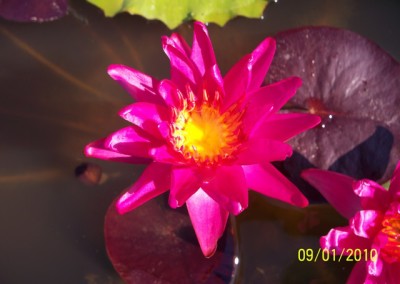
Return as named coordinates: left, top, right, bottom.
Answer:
left=0, top=0, right=67, bottom=22
left=266, top=27, right=400, bottom=189
left=104, top=192, right=236, bottom=283
left=86, top=0, right=269, bottom=29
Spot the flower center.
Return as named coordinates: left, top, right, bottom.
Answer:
left=381, top=213, right=400, bottom=263
left=170, top=87, right=244, bottom=166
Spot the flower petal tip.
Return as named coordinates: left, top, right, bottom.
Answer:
left=168, top=195, right=181, bottom=209
left=294, top=196, right=309, bottom=208
left=116, top=192, right=134, bottom=215
left=202, top=244, right=217, bottom=258
left=83, top=143, right=93, bottom=157
left=107, top=64, right=123, bottom=78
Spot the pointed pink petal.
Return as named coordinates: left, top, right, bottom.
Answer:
left=347, top=261, right=367, bottom=284
left=169, top=32, right=191, bottom=57
left=350, top=210, right=384, bottom=238
left=104, top=126, right=157, bottom=157
left=149, top=145, right=183, bottom=165
left=389, top=161, right=400, bottom=198
left=202, top=64, right=224, bottom=99
left=243, top=163, right=308, bottom=207
left=353, top=179, right=390, bottom=211
left=244, top=77, right=302, bottom=131
left=162, top=36, right=201, bottom=91
left=320, top=227, right=371, bottom=251
left=301, top=169, right=361, bottom=218
left=116, top=162, right=172, bottom=214
left=169, top=167, right=203, bottom=208
left=241, top=77, right=303, bottom=136
left=222, top=37, right=275, bottom=111
left=84, top=138, right=150, bottom=164
left=158, top=79, right=181, bottom=107
left=186, top=188, right=229, bottom=257
left=107, top=64, right=164, bottom=105
left=242, top=103, right=274, bottom=136
left=247, top=37, right=276, bottom=93
left=222, top=54, right=250, bottom=112
left=236, top=138, right=292, bottom=165
left=250, top=112, right=321, bottom=141
left=367, top=232, right=385, bottom=277
left=118, top=102, right=169, bottom=139
left=202, top=165, right=248, bottom=215
left=191, top=21, right=217, bottom=76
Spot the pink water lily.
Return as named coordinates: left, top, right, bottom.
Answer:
left=85, top=21, right=320, bottom=257
left=302, top=163, right=400, bottom=283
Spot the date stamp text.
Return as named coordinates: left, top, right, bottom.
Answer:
left=297, top=248, right=378, bottom=262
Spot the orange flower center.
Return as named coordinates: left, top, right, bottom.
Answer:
left=170, top=87, right=244, bottom=166
left=381, top=213, right=400, bottom=263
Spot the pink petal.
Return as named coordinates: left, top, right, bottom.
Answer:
left=157, top=79, right=181, bottom=107
left=389, top=161, right=400, bottom=198
left=247, top=37, right=276, bottom=93
left=243, top=163, right=308, bottom=207
left=242, top=103, right=274, bottom=136
left=222, top=37, right=275, bottom=111
left=353, top=179, right=391, bottom=211
left=301, top=169, right=361, bottom=219
left=202, top=64, right=224, bottom=100
left=84, top=138, right=150, bottom=164
left=191, top=21, right=217, bottom=76
left=250, top=112, right=321, bottom=141
left=169, top=32, right=191, bottom=57
left=118, top=102, right=169, bottom=139
left=347, top=261, right=367, bottom=284
left=222, top=54, right=250, bottom=112
left=350, top=210, right=384, bottom=238
left=162, top=36, right=201, bottom=91
left=367, top=232, right=386, bottom=277
left=104, top=126, right=157, bottom=157
left=107, top=64, right=164, bottom=105
left=202, top=165, right=248, bottom=215
left=244, top=77, right=302, bottom=133
left=250, top=76, right=302, bottom=110
left=116, top=162, right=172, bottom=214
left=236, top=138, right=293, bottom=165
left=320, top=227, right=371, bottom=251
left=169, top=167, right=203, bottom=208
left=149, top=145, right=183, bottom=165
left=385, top=262, right=400, bottom=283
left=186, top=188, right=229, bottom=257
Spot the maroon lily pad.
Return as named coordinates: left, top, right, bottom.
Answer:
left=267, top=27, right=400, bottom=191
left=0, top=0, right=67, bottom=22
left=105, top=192, right=236, bottom=284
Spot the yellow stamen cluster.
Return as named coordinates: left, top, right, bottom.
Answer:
left=170, top=86, right=244, bottom=166
left=381, top=213, right=400, bottom=262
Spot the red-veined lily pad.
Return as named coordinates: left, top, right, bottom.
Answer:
left=266, top=27, right=400, bottom=197
left=0, top=0, right=67, bottom=22
left=105, top=192, right=236, bottom=284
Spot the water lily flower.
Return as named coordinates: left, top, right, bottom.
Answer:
left=301, top=163, right=400, bottom=283
left=85, top=21, right=320, bottom=257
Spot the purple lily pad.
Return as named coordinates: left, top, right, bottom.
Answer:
left=267, top=27, right=400, bottom=189
left=0, top=0, right=67, bottom=22
left=104, top=193, right=235, bottom=284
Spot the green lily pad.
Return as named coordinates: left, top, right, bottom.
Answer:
left=86, top=0, right=269, bottom=29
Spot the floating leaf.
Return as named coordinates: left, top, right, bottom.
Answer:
left=104, top=193, right=236, bottom=283
left=266, top=27, right=400, bottom=191
left=86, top=0, right=269, bottom=29
left=0, top=0, right=67, bottom=22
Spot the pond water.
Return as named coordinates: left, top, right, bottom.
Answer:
left=1, top=0, right=399, bottom=283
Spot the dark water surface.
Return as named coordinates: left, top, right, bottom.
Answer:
left=1, top=0, right=399, bottom=283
